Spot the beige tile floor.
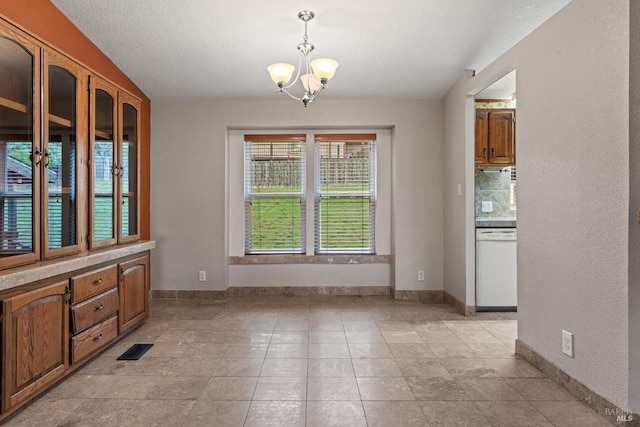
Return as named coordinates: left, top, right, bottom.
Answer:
left=5, top=295, right=613, bottom=426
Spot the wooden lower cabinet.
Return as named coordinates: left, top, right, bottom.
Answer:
left=118, top=255, right=149, bottom=335
left=1, top=281, right=69, bottom=412
left=0, top=251, right=151, bottom=420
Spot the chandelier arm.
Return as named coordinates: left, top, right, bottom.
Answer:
left=308, top=84, right=326, bottom=102
left=280, top=87, right=304, bottom=102
left=282, top=53, right=304, bottom=90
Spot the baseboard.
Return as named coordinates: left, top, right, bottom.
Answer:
left=151, top=290, right=227, bottom=299
left=227, top=286, right=391, bottom=296
left=392, top=290, right=444, bottom=303
left=443, top=291, right=476, bottom=316
left=516, top=339, right=639, bottom=426
left=152, top=286, right=392, bottom=299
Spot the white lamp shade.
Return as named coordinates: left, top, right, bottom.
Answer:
left=300, top=73, right=323, bottom=94
left=267, top=63, right=295, bottom=85
left=311, top=58, right=339, bottom=80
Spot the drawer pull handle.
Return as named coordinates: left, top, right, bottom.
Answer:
left=92, top=333, right=103, bottom=342
left=92, top=278, right=103, bottom=285
left=94, top=303, right=105, bottom=311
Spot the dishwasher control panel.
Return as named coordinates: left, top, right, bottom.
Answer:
left=476, top=229, right=517, bottom=241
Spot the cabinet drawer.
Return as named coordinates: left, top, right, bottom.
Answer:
left=71, top=265, right=118, bottom=303
left=71, top=315, right=117, bottom=364
left=71, top=288, right=119, bottom=334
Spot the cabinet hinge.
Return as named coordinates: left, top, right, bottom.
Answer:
left=87, top=234, right=91, bottom=243
left=87, top=76, right=91, bottom=92
left=87, top=158, right=91, bottom=168
left=0, top=313, right=3, bottom=324
left=65, top=286, right=71, bottom=303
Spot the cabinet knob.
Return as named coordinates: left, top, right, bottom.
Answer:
left=94, top=303, right=105, bottom=312
left=91, top=278, right=103, bottom=285
left=483, top=148, right=487, bottom=158
left=92, top=333, right=103, bottom=342
left=491, top=148, right=495, bottom=158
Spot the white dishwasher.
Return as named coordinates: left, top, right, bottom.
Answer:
left=475, top=228, right=517, bottom=311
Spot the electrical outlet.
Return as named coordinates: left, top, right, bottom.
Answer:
left=481, top=201, right=493, bottom=212
left=198, top=270, right=206, bottom=282
left=562, top=330, right=574, bottom=357
left=417, top=270, right=425, bottom=281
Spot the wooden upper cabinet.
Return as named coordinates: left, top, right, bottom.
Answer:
left=2, top=280, right=69, bottom=411
left=89, top=77, right=118, bottom=249
left=0, top=18, right=144, bottom=271
left=0, top=26, right=41, bottom=269
left=42, top=49, right=87, bottom=259
left=89, top=77, right=141, bottom=249
left=475, top=109, right=515, bottom=166
left=488, top=110, right=515, bottom=164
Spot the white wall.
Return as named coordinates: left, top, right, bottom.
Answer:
left=151, top=99, right=443, bottom=292
left=443, top=0, right=630, bottom=407
left=443, top=71, right=476, bottom=305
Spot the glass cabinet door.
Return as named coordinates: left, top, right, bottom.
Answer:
left=43, top=51, right=84, bottom=258
left=89, top=78, right=117, bottom=249
left=0, top=30, right=40, bottom=268
left=118, top=94, right=140, bottom=243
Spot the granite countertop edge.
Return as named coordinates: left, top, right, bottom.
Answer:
left=0, top=240, right=156, bottom=292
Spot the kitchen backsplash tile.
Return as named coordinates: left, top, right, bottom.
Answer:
left=475, top=166, right=516, bottom=219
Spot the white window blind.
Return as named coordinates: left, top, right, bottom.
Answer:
left=314, top=134, right=376, bottom=254
left=244, top=134, right=305, bottom=254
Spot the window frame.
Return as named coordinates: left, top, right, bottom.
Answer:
left=244, top=134, right=306, bottom=254
left=313, top=134, right=377, bottom=255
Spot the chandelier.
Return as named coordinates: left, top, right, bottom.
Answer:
left=267, top=11, right=339, bottom=107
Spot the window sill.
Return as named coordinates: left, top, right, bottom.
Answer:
left=229, top=254, right=392, bottom=265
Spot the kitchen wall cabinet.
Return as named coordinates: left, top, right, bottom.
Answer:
left=475, top=109, right=515, bottom=165
left=2, top=280, right=69, bottom=412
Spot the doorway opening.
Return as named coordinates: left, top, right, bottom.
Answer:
left=473, top=70, right=517, bottom=312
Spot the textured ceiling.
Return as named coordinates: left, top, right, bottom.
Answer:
left=51, top=0, right=569, bottom=101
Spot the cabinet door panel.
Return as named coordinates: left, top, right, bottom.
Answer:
left=118, top=254, right=148, bottom=334
left=2, top=280, right=69, bottom=411
left=118, top=93, right=140, bottom=243
left=43, top=50, right=86, bottom=259
left=488, top=110, right=515, bottom=164
left=0, top=27, right=41, bottom=269
left=475, top=110, right=489, bottom=164
left=89, top=77, right=118, bottom=249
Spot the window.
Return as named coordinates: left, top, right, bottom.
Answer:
left=244, top=134, right=305, bottom=253
left=315, top=134, right=376, bottom=254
